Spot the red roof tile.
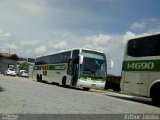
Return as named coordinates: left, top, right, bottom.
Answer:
left=0, top=53, right=19, bottom=60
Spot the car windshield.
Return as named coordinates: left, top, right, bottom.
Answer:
left=80, top=57, right=106, bottom=79
left=9, top=69, right=15, bottom=71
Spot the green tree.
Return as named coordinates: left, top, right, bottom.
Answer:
left=19, top=62, right=29, bottom=71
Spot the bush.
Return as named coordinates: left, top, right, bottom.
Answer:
left=19, top=62, right=29, bottom=71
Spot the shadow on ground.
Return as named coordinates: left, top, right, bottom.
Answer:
left=38, top=80, right=85, bottom=91
left=0, top=86, right=5, bottom=92
left=107, top=94, right=160, bottom=108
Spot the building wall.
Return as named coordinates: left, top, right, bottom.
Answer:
left=29, top=65, right=34, bottom=78
left=0, top=58, right=17, bottom=74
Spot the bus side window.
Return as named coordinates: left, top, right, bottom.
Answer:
left=154, top=43, right=160, bottom=55
left=153, top=35, right=160, bottom=55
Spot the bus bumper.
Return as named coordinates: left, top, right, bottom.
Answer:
left=77, top=79, right=105, bottom=89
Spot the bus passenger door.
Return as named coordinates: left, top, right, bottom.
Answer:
left=124, top=72, right=141, bottom=95
left=139, top=73, right=149, bottom=96
left=67, top=59, right=79, bottom=86
left=71, top=59, right=79, bottom=86
left=67, top=59, right=73, bottom=85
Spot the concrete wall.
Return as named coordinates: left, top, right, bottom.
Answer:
left=29, top=65, right=34, bottom=78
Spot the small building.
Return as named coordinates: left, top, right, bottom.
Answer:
left=0, top=53, right=19, bottom=74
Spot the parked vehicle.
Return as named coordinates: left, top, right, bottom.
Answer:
left=33, top=48, right=113, bottom=90
left=105, top=74, right=121, bottom=92
left=17, top=70, right=25, bottom=76
left=120, top=32, right=160, bottom=105
left=4, top=68, right=16, bottom=76
left=19, top=70, right=29, bottom=78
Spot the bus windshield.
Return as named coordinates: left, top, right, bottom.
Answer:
left=80, top=50, right=106, bottom=79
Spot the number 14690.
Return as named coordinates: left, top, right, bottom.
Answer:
left=127, top=62, right=154, bottom=70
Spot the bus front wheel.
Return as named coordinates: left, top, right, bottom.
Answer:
left=83, top=87, right=90, bottom=91
left=62, top=77, right=67, bottom=87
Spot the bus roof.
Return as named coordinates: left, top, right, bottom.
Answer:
left=128, top=31, right=160, bottom=41
left=36, top=48, right=104, bottom=58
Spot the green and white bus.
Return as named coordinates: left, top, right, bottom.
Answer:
left=33, top=48, right=109, bottom=90
left=120, top=32, right=160, bottom=104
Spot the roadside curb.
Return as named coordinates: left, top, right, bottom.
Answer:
left=90, top=89, right=106, bottom=93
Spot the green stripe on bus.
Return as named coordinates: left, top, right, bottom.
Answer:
left=34, top=64, right=66, bottom=70
left=122, top=59, right=160, bottom=71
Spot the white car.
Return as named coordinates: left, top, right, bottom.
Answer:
left=4, top=68, right=16, bottom=76
left=19, top=70, right=29, bottom=78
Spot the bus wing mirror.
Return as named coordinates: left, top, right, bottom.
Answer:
left=107, top=60, right=114, bottom=69
left=79, top=55, right=84, bottom=64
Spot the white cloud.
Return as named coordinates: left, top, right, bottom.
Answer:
left=0, top=43, right=20, bottom=54
left=0, top=30, right=20, bottom=51
left=84, top=44, right=106, bottom=53
left=34, top=45, right=46, bottom=55
left=9, top=44, right=21, bottom=49
left=86, top=34, right=111, bottom=47
left=150, top=18, right=157, bottom=22
left=130, top=22, right=146, bottom=30
left=147, top=28, right=160, bottom=33
left=20, top=40, right=39, bottom=46
left=123, top=31, right=136, bottom=42
left=0, top=0, right=49, bottom=26
left=92, top=0, right=116, bottom=3
left=19, top=2, right=46, bottom=15
left=62, top=32, right=69, bottom=38
left=51, top=32, right=69, bottom=38
left=49, top=41, right=69, bottom=51
left=84, top=32, right=132, bottom=53
left=85, top=31, right=135, bottom=51
left=0, top=30, right=11, bottom=41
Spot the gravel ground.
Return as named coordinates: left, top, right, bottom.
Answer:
left=0, top=74, right=160, bottom=114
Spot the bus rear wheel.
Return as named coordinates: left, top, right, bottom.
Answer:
left=37, top=74, right=42, bottom=82
left=36, top=74, right=40, bottom=82
left=151, top=83, right=160, bottom=106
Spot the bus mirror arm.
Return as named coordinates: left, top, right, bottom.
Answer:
left=79, top=55, right=84, bottom=64
left=107, top=60, right=114, bottom=69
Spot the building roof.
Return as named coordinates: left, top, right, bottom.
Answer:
left=0, top=53, right=19, bottom=60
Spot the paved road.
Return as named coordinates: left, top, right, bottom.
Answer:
left=0, top=74, right=160, bottom=115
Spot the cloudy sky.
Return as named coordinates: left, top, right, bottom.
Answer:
left=0, top=0, right=160, bottom=75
